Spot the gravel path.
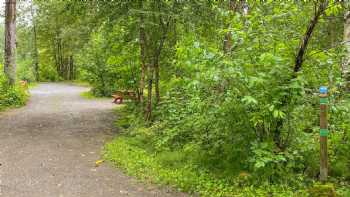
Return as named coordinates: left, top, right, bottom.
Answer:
left=0, top=83, right=186, bottom=197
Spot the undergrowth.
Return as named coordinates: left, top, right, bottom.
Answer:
left=103, top=106, right=349, bottom=197
left=0, top=81, right=29, bottom=111
left=104, top=136, right=306, bottom=197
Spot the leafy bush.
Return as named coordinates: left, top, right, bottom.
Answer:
left=77, top=30, right=139, bottom=97
left=17, top=59, right=36, bottom=82
left=108, top=29, right=350, bottom=193
left=0, top=67, right=29, bottom=110
left=39, top=64, right=61, bottom=82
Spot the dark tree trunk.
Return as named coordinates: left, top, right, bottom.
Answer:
left=294, top=1, right=328, bottom=73
left=273, top=1, right=329, bottom=150
left=4, top=0, right=16, bottom=86
left=154, top=19, right=169, bottom=104
left=67, top=56, right=71, bottom=80
left=154, top=62, right=160, bottom=104
left=70, top=55, right=74, bottom=80
left=145, top=65, right=153, bottom=121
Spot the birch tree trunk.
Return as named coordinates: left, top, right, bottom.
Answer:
left=4, top=0, right=16, bottom=86
left=343, top=11, right=350, bottom=91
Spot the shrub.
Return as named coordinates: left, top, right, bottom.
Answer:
left=0, top=70, right=29, bottom=110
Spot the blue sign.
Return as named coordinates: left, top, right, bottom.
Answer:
left=320, top=86, right=328, bottom=94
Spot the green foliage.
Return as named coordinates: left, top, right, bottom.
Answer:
left=15, top=0, right=350, bottom=195
left=39, top=64, right=61, bottom=82
left=76, top=28, right=140, bottom=97
left=17, top=59, right=36, bottom=82
left=0, top=68, right=29, bottom=110
left=80, top=90, right=108, bottom=100
left=309, top=183, right=336, bottom=197
left=104, top=136, right=307, bottom=197
left=80, top=91, right=97, bottom=99
left=97, top=0, right=350, bottom=193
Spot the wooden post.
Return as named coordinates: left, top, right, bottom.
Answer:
left=319, top=86, right=328, bottom=183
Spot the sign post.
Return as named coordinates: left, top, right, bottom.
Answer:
left=319, top=86, right=328, bottom=183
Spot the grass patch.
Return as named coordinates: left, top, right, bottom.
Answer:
left=104, top=137, right=310, bottom=197
left=104, top=137, right=231, bottom=196
left=104, top=136, right=350, bottom=197
left=80, top=91, right=97, bottom=99
left=103, top=136, right=307, bottom=197
left=28, top=82, right=38, bottom=89
left=80, top=90, right=111, bottom=100
left=70, top=80, right=91, bottom=87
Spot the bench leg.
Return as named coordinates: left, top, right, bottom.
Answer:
left=113, top=98, right=118, bottom=104
left=113, top=98, right=123, bottom=104
left=118, top=98, right=123, bottom=104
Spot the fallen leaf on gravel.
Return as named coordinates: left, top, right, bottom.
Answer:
left=95, top=159, right=104, bottom=167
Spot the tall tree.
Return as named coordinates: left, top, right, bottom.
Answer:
left=294, top=1, right=329, bottom=73
left=31, top=0, right=39, bottom=81
left=4, top=0, right=17, bottom=85
left=139, top=0, right=146, bottom=108
left=343, top=11, right=350, bottom=91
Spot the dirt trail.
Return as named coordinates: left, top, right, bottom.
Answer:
left=0, top=83, right=186, bottom=197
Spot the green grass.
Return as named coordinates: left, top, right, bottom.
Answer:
left=70, top=80, right=91, bottom=87
left=80, top=91, right=98, bottom=99
left=103, top=136, right=310, bottom=197
left=28, top=82, right=38, bottom=89
left=80, top=90, right=111, bottom=100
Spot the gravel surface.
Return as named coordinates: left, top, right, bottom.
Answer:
left=0, top=83, right=187, bottom=197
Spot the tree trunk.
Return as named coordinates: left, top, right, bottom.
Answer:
left=294, top=1, right=328, bottom=73
left=145, top=65, right=153, bottom=121
left=154, top=19, right=169, bottom=104
left=273, top=1, right=328, bottom=150
left=67, top=56, right=71, bottom=80
left=31, top=0, right=39, bottom=81
left=139, top=2, right=146, bottom=107
left=70, top=55, right=74, bottom=80
left=154, top=62, right=160, bottom=104
left=56, top=37, right=62, bottom=76
left=343, top=11, right=350, bottom=91
left=4, top=0, right=16, bottom=86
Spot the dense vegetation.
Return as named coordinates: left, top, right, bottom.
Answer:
left=1, top=0, right=350, bottom=196
left=0, top=67, right=28, bottom=111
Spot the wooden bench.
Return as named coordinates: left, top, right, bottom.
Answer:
left=112, top=90, right=137, bottom=104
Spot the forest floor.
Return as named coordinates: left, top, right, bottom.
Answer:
left=0, top=83, right=186, bottom=197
